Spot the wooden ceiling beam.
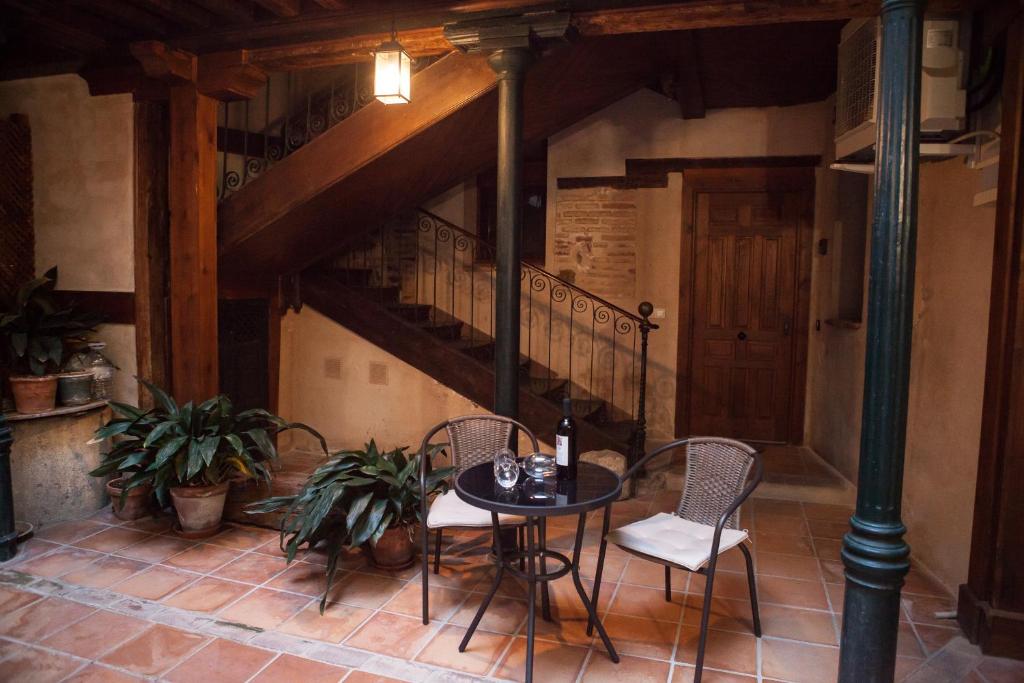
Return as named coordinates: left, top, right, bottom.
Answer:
left=131, top=40, right=197, bottom=83
left=87, top=0, right=174, bottom=37
left=197, top=51, right=268, bottom=100
left=131, top=0, right=215, bottom=29
left=252, top=0, right=301, bottom=17
left=191, top=0, right=254, bottom=23
left=310, top=0, right=350, bottom=8
left=249, top=27, right=452, bottom=70
left=675, top=31, right=705, bottom=119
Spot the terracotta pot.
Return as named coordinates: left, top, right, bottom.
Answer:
left=58, top=371, right=94, bottom=406
left=106, top=478, right=152, bottom=521
left=9, top=375, right=58, bottom=414
left=369, top=525, right=415, bottom=569
left=170, top=481, right=230, bottom=538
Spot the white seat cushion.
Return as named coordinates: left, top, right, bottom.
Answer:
left=426, top=490, right=523, bottom=528
left=605, top=512, right=748, bottom=572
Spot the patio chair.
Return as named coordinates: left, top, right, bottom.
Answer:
left=418, top=415, right=538, bottom=625
left=589, top=437, right=762, bottom=683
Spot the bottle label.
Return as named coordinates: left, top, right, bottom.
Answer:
left=556, top=435, right=569, bottom=466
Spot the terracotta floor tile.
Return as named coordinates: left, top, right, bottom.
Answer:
left=581, top=653, right=671, bottom=682
left=975, top=656, right=1024, bottom=683
left=761, top=638, right=840, bottom=683
left=74, top=527, right=153, bottom=553
left=42, top=610, right=149, bottom=658
left=3, top=538, right=61, bottom=565
left=0, top=643, right=85, bottom=683
left=384, top=581, right=468, bottom=621
left=13, top=546, right=104, bottom=578
left=676, top=626, right=757, bottom=674
left=121, top=514, right=175, bottom=534
left=89, top=507, right=125, bottom=525
left=329, top=571, right=405, bottom=609
left=578, top=550, right=627, bottom=582
left=688, top=570, right=752, bottom=602
left=0, top=596, right=95, bottom=641
left=826, top=582, right=846, bottom=612
left=494, top=637, right=588, bottom=683
left=683, top=595, right=756, bottom=635
left=903, top=568, right=952, bottom=598
left=345, top=611, right=438, bottom=658
left=415, top=623, right=510, bottom=675
left=61, top=555, right=149, bottom=589
left=820, top=559, right=845, bottom=583
left=279, top=601, right=372, bottom=643
left=206, top=525, right=280, bottom=550
left=0, top=586, right=41, bottom=613
left=250, top=654, right=349, bottom=683
left=752, top=499, right=804, bottom=517
left=100, top=624, right=208, bottom=676
left=343, top=673, right=407, bottom=683
left=915, top=624, right=960, bottom=656
left=114, top=535, right=194, bottom=563
left=757, top=551, right=823, bottom=582
left=811, top=537, right=844, bottom=561
left=751, top=532, right=816, bottom=557
left=213, top=552, right=289, bottom=584
left=112, top=565, right=196, bottom=600
left=759, top=604, right=837, bottom=645
left=672, top=664, right=757, bottom=682
left=35, top=519, right=110, bottom=545
left=901, top=594, right=957, bottom=627
left=449, top=594, right=528, bottom=634
left=533, top=609, right=596, bottom=647
left=601, top=612, right=677, bottom=659
left=607, top=584, right=685, bottom=622
left=217, top=588, right=310, bottom=630
left=161, top=576, right=251, bottom=612
left=802, top=503, right=853, bottom=523
left=757, top=575, right=829, bottom=610
left=63, top=663, right=143, bottom=682
left=755, top=513, right=810, bottom=537
left=897, top=622, right=926, bottom=659
left=164, top=638, right=276, bottom=682
left=265, top=561, right=333, bottom=597
left=621, top=558, right=690, bottom=590
left=163, top=543, right=241, bottom=572
left=427, top=561, right=490, bottom=591
left=807, top=519, right=850, bottom=540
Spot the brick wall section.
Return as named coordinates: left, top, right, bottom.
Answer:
left=552, top=186, right=637, bottom=298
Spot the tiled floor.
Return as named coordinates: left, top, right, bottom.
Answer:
left=0, top=494, right=1020, bottom=683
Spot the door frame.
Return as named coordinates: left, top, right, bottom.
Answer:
left=675, top=165, right=816, bottom=443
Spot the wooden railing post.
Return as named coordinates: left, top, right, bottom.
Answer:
left=838, top=1, right=923, bottom=680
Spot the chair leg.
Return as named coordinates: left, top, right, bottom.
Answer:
left=665, top=565, right=672, bottom=602
left=421, top=523, right=430, bottom=625
left=586, top=504, right=612, bottom=636
left=433, top=528, right=442, bottom=574
left=739, top=542, right=761, bottom=637
left=694, top=561, right=719, bottom=683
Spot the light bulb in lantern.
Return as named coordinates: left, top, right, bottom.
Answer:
left=374, top=40, right=411, bottom=104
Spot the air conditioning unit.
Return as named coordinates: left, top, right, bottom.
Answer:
left=834, top=17, right=969, bottom=162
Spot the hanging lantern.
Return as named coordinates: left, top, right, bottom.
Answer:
left=374, top=36, right=411, bottom=105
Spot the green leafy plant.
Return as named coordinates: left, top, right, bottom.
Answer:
left=89, top=379, right=326, bottom=507
left=247, top=440, right=452, bottom=611
left=0, top=267, right=104, bottom=375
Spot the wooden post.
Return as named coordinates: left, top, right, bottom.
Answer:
left=168, top=83, right=219, bottom=403
left=957, top=15, right=1024, bottom=660
left=838, top=0, right=922, bottom=680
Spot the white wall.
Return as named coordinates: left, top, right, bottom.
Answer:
left=0, top=74, right=138, bottom=403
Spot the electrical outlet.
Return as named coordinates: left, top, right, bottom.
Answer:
left=369, top=362, right=389, bottom=386
left=323, top=357, right=342, bottom=380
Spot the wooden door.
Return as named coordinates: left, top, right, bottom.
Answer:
left=689, top=191, right=802, bottom=442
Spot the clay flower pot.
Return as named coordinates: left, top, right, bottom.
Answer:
left=106, top=478, right=152, bottom=521
left=9, top=375, right=58, bottom=414
left=368, top=525, right=415, bottom=569
left=170, top=481, right=230, bottom=538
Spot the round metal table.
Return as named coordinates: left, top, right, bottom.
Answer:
left=454, top=461, right=622, bottom=683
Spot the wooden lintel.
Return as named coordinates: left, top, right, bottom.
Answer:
left=198, top=50, right=267, bottom=100
left=248, top=27, right=450, bottom=70
left=131, top=40, right=197, bottom=84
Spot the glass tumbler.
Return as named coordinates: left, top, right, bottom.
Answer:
left=493, top=448, right=519, bottom=489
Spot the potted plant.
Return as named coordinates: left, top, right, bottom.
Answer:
left=89, top=380, right=324, bottom=535
left=248, top=440, right=451, bottom=610
left=0, top=268, right=102, bottom=413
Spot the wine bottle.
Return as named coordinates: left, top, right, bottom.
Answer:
left=555, top=397, right=578, bottom=481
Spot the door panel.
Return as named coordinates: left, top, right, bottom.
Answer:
left=689, top=191, right=800, bottom=442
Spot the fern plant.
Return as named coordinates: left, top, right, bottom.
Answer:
left=247, top=440, right=452, bottom=611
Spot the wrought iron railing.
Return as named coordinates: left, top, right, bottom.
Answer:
left=322, top=209, right=657, bottom=465
left=216, top=58, right=438, bottom=199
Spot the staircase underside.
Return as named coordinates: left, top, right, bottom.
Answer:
left=218, top=34, right=659, bottom=288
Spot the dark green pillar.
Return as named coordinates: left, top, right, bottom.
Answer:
left=490, top=48, right=532, bottom=419
left=0, top=414, right=16, bottom=561
left=838, top=1, right=923, bottom=681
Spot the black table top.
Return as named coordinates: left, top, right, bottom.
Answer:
left=454, top=461, right=622, bottom=516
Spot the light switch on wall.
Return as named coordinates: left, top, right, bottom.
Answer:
left=369, top=362, right=389, bottom=386
left=323, top=357, right=342, bottom=380
left=652, top=307, right=666, bottom=320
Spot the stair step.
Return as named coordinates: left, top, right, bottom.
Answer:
left=327, top=267, right=374, bottom=287
left=417, top=313, right=463, bottom=341
left=388, top=302, right=433, bottom=322
left=572, top=397, right=608, bottom=423
left=451, top=338, right=495, bottom=361
left=347, top=285, right=400, bottom=305
left=526, top=376, right=568, bottom=400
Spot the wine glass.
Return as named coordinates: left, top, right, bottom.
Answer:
left=493, top=448, right=519, bottom=489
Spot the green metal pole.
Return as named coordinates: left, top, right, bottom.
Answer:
left=838, top=2, right=923, bottom=681
left=490, top=48, right=532, bottom=419
left=0, top=414, right=16, bottom=561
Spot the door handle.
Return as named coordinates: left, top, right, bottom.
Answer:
left=737, top=331, right=747, bottom=341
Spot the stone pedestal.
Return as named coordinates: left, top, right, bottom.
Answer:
left=7, top=403, right=110, bottom=527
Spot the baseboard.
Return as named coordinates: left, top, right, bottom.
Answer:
left=958, top=583, right=1024, bottom=660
